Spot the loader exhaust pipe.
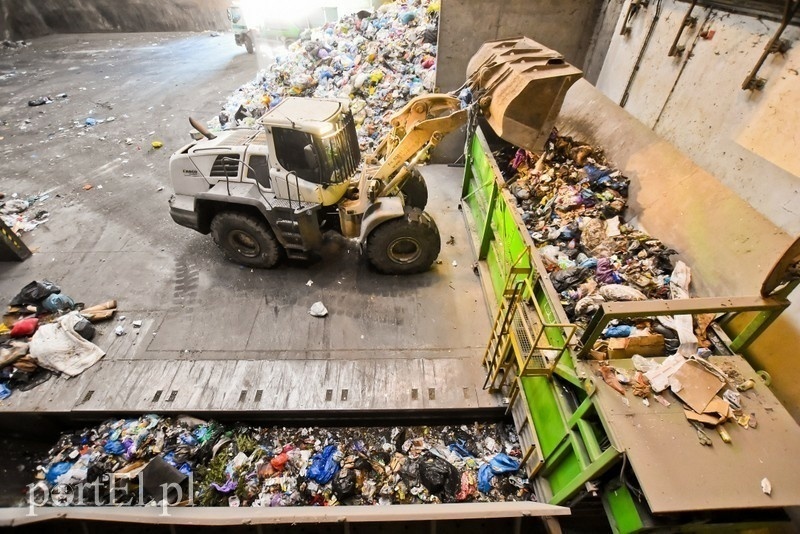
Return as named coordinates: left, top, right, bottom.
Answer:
left=189, top=117, right=217, bottom=140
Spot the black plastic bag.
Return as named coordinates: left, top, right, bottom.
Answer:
left=419, top=455, right=459, bottom=498
left=74, top=319, right=96, bottom=341
left=332, top=468, right=356, bottom=499
left=10, top=280, right=61, bottom=306
left=550, top=267, right=591, bottom=293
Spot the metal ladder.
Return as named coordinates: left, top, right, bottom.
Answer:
left=482, top=247, right=578, bottom=401
left=482, top=250, right=531, bottom=391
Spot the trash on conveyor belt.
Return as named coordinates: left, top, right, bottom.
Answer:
left=498, top=131, right=719, bottom=355
left=27, top=417, right=535, bottom=507
left=208, top=0, right=440, bottom=151
left=1, top=281, right=118, bottom=399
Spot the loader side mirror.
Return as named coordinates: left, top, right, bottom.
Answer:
left=304, top=144, right=319, bottom=171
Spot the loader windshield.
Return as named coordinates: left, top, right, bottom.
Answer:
left=316, top=111, right=360, bottom=185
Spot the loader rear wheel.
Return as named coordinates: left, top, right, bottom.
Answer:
left=244, top=35, right=254, bottom=54
left=211, top=212, right=282, bottom=268
left=366, top=207, right=440, bottom=274
left=400, top=169, right=428, bottom=210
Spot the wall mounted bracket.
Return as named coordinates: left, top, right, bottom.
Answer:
left=742, top=0, right=799, bottom=90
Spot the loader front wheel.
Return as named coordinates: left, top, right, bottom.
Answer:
left=244, top=35, right=255, bottom=54
left=366, top=207, right=440, bottom=274
left=400, top=168, right=428, bottom=210
left=211, top=212, right=282, bottom=268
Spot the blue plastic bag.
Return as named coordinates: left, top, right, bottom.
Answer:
left=104, top=440, right=126, bottom=455
left=489, top=453, right=520, bottom=474
left=306, top=445, right=340, bottom=484
left=478, top=454, right=521, bottom=493
left=45, top=462, right=72, bottom=484
left=42, top=293, right=75, bottom=312
left=448, top=440, right=473, bottom=458
left=0, top=383, right=10, bottom=400
left=605, top=325, right=633, bottom=338
left=477, top=463, right=494, bottom=493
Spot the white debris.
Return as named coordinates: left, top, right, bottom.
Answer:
left=308, top=301, right=328, bottom=317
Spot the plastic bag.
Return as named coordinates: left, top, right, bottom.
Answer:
left=604, top=325, right=633, bottom=338
left=551, top=267, right=591, bottom=293
left=42, top=293, right=75, bottom=312
left=489, top=453, right=520, bottom=474
left=306, top=444, right=340, bottom=484
left=10, top=280, right=61, bottom=307
left=332, top=467, right=356, bottom=499
left=419, top=455, right=459, bottom=497
left=10, top=317, right=38, bottom=338
left=477, top=463, right=494, bottom=493
left=45, top=462, right=72, bottom=484
left=478, top=453, right=520, bottom=493
left=599, top=284, right=647, bottom=302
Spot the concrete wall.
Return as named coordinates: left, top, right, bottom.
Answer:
left=586, top=1, right=800, bottom=420
left=592, top=0, right=800, bottom=236
left=1, top=0, right=230, bottom=39
left=435, top=0, right=604, bottom=92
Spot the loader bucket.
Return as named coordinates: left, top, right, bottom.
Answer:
left=467, top=37, right=583, bottom=152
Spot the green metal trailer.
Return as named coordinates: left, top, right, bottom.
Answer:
left=461, top=81, right=800, bottom=533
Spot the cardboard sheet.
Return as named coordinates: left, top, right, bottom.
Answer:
left=669, top=360, right=725, bottom=413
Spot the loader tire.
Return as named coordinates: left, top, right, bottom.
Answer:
left=366, top=207, right=440, bottom=274
left=244, top=35, right=254, bottom=54
left=211, top=212, right=282, bottom=268
left=400, top=168, right=428, bottom=210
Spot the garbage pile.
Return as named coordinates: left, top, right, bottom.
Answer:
left=31, top=417, right=534, bottom=507
left=502, top=132, right=688, bottom=323
left=1, top=280, right=117, bottom=400
left=0, top=192, right=50, bottom=234
left=209, top=0, right=440, bottom=151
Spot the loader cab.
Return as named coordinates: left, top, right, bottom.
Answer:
left=260, top=97, right=360, bottom=206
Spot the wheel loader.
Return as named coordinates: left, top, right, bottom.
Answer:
left=168, top=37, right=582, bottom=274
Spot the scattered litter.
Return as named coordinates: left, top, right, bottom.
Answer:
left=114, top=325, right=126, bottom=336
left=156, top=186, right=164, bottom=192
left=83, top=184, right=93, bottom=191
left=309, top=301, right=328, bottom=317
left=0, top=192, right=50, bottom=234
left=452, top=261, right=458, bottom=267
left=306, top=280, right=314, bottom=287
left=761, top=477, right=772, bottom=496
left=151, top=141, right=163, bottom=149
left=2, top=284, right=116, bottom=395
left=85, top=118, right=97, bottom=127
left=2, top=40, right=29, bottom=49
left=28, top=96, right=52, bottom=107
left=132, top=320, right=143, bottom=328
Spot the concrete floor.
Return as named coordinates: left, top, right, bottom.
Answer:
left=0, top=32, right=499, bottom=417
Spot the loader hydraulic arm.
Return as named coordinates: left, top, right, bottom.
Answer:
left=370, top=94, right=470, bottom=197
